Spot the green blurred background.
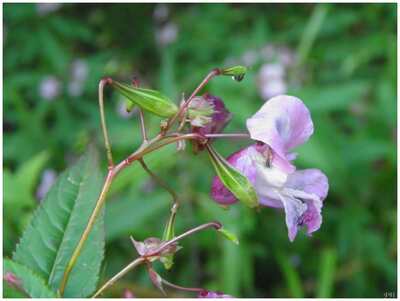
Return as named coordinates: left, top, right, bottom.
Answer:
left=3, top=3, right=397, bottom=298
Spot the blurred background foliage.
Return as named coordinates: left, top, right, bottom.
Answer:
left=3, top=3, right=397, bottom=298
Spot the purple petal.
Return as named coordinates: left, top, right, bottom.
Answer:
left=246, top=95, right=313, bottom=173
left=210, top=145, right=259, bottom=205
left=298, top=200, right=322, bottom=235
left=279, top=195, right=308, bottom=242
left=286, top=169, right=329, bottom=201
left=193, top=93, right=232, bottom=137
left=198, top=290, right=233, bottom=298
left=284, top=169, right=328, bottom=239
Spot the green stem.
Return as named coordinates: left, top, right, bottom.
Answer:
left=92, top=257, right=145, bottom=298
left=139, top=159, right=177, bottom=203
left=98, top=78, right=114, bottom=167
left=148, top=221, right=222, bottom=257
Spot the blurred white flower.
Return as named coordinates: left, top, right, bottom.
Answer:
left=258, top=63, right=287, bottom=100
left=155, top=22, right=178, bottom=47
left=277, top=46, right=296, bottom=67
left=153, top=4, right=169, bottom=22
left=259, top=79, right=287, bottom=100
left=36, top=169, right=57, bottom=200
left=68, top=59, right=89, bottom=97
left=39, top=76, right=61, bottom=101
left=37, top=3, right=62, bottom=16
left=259, top=63, right=285, bottom=80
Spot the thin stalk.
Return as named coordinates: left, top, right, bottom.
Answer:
left=92, top=257, right=145, bottom=298
left=205, top=133, right=250, bottom=139
left=148, top=222, right=222, bottom=257
left=161, top=278, right=203, bottom=293
left=139, top=159, right=177, bottom=202
left=123, top=133, right=204, bottom=165
left=59, top=170, right=114, bottom=295
left=98, top=78, right=114, bottom=167
left=138, top=109, right=148, bottom=143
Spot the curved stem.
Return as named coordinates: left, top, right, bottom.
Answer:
left=138, top=109, right=148, bottom=143
left=98, top=78, right=114, bottom=167
left=139, top=159, right=177, bottom=203
left=92, top=257, right=145, bottom=298
left=205, top=133, right=250, bottom=139
left=122, top=133, right=204, bottom=166
left=148, top=222, right=222, bottom=257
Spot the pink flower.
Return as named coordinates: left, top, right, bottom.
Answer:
left=198, top=290, right=233, bottom=298
left=246, top=95, right=313, bottom=173
left=211, top=95, right=328, bottom=241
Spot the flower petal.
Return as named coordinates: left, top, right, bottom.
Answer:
left=278, top=194, right=308, bottom=242
left=193, top=93, right=232, bottom=136
left=285, top=168, right=328, bottom=237
left=286, top=169, right=329, bottom=201
left=298, top=200, right=322, bottom=235
left=210, top=145, right=259, bottom=205
left=246, top=95, right=313, bottom=173
left=198, top=290, right=233, bottom=298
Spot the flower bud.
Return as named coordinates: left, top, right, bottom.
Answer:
left=147, top=267, right=166, bottom=295
left=112, top=81, right=178, bottom=118
left=206, top=144, right=259, bottom=208
left=221, top=65, right=247, bottom=82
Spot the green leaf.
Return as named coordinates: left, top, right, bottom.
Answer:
left=275, top=252, right=304, bottom=298
left=112, top=81, right=178, bottom=118
left=3, top=259, right=57, bottom=298
left=206, top=144, right=259, bottom=208
left=12, top=150, right=105, bottom=297
left=316, top=248, right=337, bottom=297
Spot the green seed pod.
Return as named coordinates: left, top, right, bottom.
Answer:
left=112, top=81, right=178, bottom=118
left=206, top=144, right=259, bottom=208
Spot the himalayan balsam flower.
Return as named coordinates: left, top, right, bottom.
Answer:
left=39, top=76, right=61, bottom=101
left=211, top=95, right=329, bottom=241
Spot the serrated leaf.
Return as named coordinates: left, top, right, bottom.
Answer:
left=3, top=259, right=57, bottom=298
left=12, top=150, right=105, bottom=297
left=206, top=144, right=259, bottom=208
